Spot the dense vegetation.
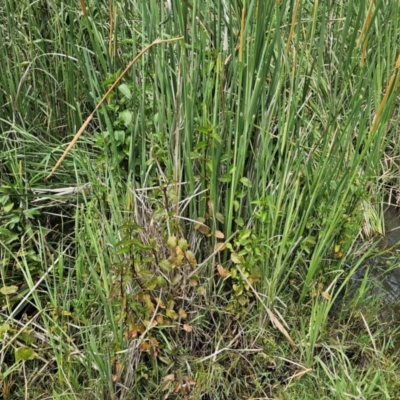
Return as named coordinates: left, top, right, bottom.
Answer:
left=1, top=0, right=400, bottom=398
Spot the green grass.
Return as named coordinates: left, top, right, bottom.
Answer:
left=1, top=0, right=400, bottom=398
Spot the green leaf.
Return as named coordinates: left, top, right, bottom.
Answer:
left=216, top=213, right=225, bottom=224
left=231, top=252, right=243, bottom=264
left=6, top=215, right=20, bottom=229
left=0, top=195, right=10, bottom=205
left=144, top=278, right=158, bottom=290
left=235, top=216, right=244, bottom=227
left=0, top=227, right=19, bottom=244
left=20, top=331, right=34, bottom=346
left=0, top=323, right=10, bottom=336
left=240, top=177, right=252, bottom=187
left=196, top=125, right=213, bottom=133
left=0, top=285, right=18, bottom=295
left=102, top=72, right=120, bottom=86
left=172, top=273, right=182, bottom=285
left=239, top=229, right=252, bottom=242
left=118, top=83, right=132, bottom=99
left=167, top=236, right=177, bottom=249
left=166, top=309, right=178, bottom=319
left=194, top=141, right=208, bottom=150
left=157, top=276, right=168, bottom=287
left=114, top=245, right=132, bottom=255
left=15, top=346, right=35, bottom=362
left=305, top=236, right=317, bottom=245
left=114, top=130, right=126, bottom=143
left=220, top=153, right=231, bottom=162
left=178, top=238, right=188, bottom=251
left=3, top=202, right=14, bottom=212
left=119, top=109, right=133, bottom=127
left=159, top=259, right=172, bottom=272
left=218, top=173, right=232, bottom=183
left=23, top=208, right=40, bottom=219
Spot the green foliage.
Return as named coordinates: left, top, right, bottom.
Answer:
left=15, top=346, right=35, bottom=362
left=2, top=0, right=400, bottom=398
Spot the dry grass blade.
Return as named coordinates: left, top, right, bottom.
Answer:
left=79, top=0, right=87, bottom=17
left=187, top=231, right=239, bottom=278
left=236, top=265, right=297, bottom=349
left=370, top=53, right=400, bottom=135
left=360, top=312, right=378, bottom=356
left=285, top=0, right=301, bottom=54
left=5, top=242, right=73, bottom=323
left=46, top=36, right=183, bottom=179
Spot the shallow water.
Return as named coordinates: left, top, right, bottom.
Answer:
left=384, top=205, right=400, bottom=245
left=368, top=205, right=400, bottom=341
left=338, top=205, right=400, bottom=346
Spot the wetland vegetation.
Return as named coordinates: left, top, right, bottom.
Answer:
left=2, top=0, right=400, bottom=398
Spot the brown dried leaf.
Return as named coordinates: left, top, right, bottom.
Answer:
left=185, top=250, right=197, bottom=266
left=140, top=341, right=150, bottom=352
left=321, top=291, right=331, bottom=300
left=172, top=273, right=182, bottom=285
left=217, top=264, right=230, bottom=277
left=214, top=242, right=226, bottom=252
left=198, top=224, right=211, bottom=235
left=127, top=330, right=138, bottom=339
left=175, top=246, right=184, bottom=256
left=161, top=374, right=175, bottom=391
left=163, top=374, right=175, bottom=382
left=194, top=218, right=211, bottom=235
left=189, top=278, right=198, bottom=287
left=174, top=382, right=182, bottom=393
left=197, top=286, right=205, bottom=296
left=157, top=299, right=166, bottom=309
left=208, top=199, right=215, bottom=215
left=143, top=319, right=158, bottom=328
left=214, top=230, right=225, bottom=239
left=142, top=294, right=155, bottom=313
left=266, top=308, right=296, bottom=349
left=216, top=212, right=225, bottom=223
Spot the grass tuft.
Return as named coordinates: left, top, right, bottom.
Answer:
left=2, top=0, right=400, bottom=398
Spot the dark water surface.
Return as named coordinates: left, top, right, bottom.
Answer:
left=364, top=205, right=400, bottom=346
left=337, top=205, right=400, bottom=349
left=384, top=205, right=400, bottom=245
left=378, top=206, right=400, bottom=327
